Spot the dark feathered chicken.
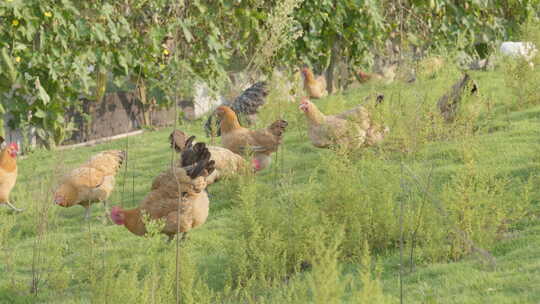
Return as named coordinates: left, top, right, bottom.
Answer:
left=437, top=73, right=477, bottom=122
left=204, top=81, right=268, bottom=137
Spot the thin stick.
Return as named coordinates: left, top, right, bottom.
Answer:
left=171, top=58, right=182, bottom=304
left=409, top=165, right=434, bottom=272
left=120, top=131, right=131, bottom=208
left=399, top=163, right=405, bottom=304
left=174, top=92, right=182, bottom=304
left=402, top=164, right=497, bottom=267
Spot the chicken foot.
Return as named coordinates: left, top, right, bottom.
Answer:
left=101, top=200, right=111, bottom=224
left=3, top=201, right=23, bottom=212
left=84, top=206, right=91, bottom=220
left=167, top=232, right=189, bottom=243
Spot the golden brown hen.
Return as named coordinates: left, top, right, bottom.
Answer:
left=54, top=150, right=125, bottom=219
left=299, top=97, right=389, bottom=149
left=0, top=137, right=21, bottom=212
left=110, top=143, right=215, bottom=240
left=216, top=106, right=288, bottom=171
left=301, top=67, right=327, bottom=99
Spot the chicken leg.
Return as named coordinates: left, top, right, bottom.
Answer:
left=3, top=201, right=23, bottom=212
left=166, top=232, right=189, bottom=243
left=84, top=206, right=91, bottom=220
left=101, top=200, right=111, bottom=224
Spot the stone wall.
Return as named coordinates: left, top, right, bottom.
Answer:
left=65, top=91, right=181, bottom=144
left=4, top=80, right=231, bottom=150
left=3, top=91, right=183, bottom=150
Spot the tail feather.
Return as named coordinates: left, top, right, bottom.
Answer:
left=180, top=137, right=210, bottom=167
left=231, top=81, right=268, bottom=115
left=185, top=151, right=215, bottom=179
left=183, top=141, right=216, bottom=178
left=204, top=81, right=268, bottom=137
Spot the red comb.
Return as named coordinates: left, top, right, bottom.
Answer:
left=9, top=143, right=18, bottom=151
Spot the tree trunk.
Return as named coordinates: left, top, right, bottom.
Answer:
left=137, top=80, right=151, bottom=127
left=325, top=39, right=340, bottom=94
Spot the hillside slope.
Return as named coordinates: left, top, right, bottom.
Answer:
left=1, top=65, right=539, bottom=303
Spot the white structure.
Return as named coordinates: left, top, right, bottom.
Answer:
left=186, top=82, right=226, bottom=120
left=500, top=41, right=538, bottom=67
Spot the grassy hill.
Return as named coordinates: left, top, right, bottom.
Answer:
left=1, top=61, right=539, bottom=303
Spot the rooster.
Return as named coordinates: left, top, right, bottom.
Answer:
left=170, top=130, right=246, bottom=184
left=216, top=106, right=287, bottom=171
left=0, top=137, right=22, bottom=212
left=54, top=150, right=125, bottom=219
left=204, top=81, right=268, bottom=137
left=301, top=66, right=327, bottom=99
left=298, top=97, right=389, bottom=149
left=110, top=143, right=215, bottom=240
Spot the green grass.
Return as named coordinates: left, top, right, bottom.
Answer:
left=1, top=63, right=540, bottom=303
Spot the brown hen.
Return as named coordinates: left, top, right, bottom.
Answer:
left=54, top=150, right=125, bottom=219
left=110, top=143, right=215, bottom=240
left=301, top=67, right=327, bottom=99
left=0, top=137, right=21, bottom=212
left=216, top=106, right=288, bottom=171
left=299, top=97, right=389, bottom=149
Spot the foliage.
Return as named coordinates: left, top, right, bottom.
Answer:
left=0, top=0, right=259, bottom=145
left=1, top=0, right=540, bottom=146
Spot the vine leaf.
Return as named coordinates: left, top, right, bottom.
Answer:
left=35, top=78, right=50, bottom=105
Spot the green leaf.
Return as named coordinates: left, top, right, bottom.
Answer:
left=34, top=109, right=47, bottom=118
left=102, top=3, right=114, bottom=16
left=1, top=48, right=17, bottom=83
left=35, top=78, right=51, bottom=105
left=93, top=24, right=108, bottom=42
left=56, top=115, right=65, bottom=124
left=181, top=23, right=193, bottom=43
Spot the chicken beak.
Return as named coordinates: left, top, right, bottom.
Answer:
left=54, top=197, right=66, bottom=207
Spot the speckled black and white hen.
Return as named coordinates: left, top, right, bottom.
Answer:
left=204, top=81, right=268, bottom=137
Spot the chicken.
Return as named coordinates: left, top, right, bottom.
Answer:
left=298, top=97, right=389, bottom=149
left=301, top=67, right=327, bottom=99
left=204, top=81, right=268, bottom=137
left=357, top=64, right=397, bottom=85
left=0, top=137, right=22, bottom=212
left=216, top=106, right=288, bottom=171
left=170, top=130, right=246, bottom=184
left=437, top=73, right=478, bottom=122
left=54, top=150, right=125, bottom=219
left=357, top=70, right=383, bottom=84
left=110, top=143, right=216, bottom=240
